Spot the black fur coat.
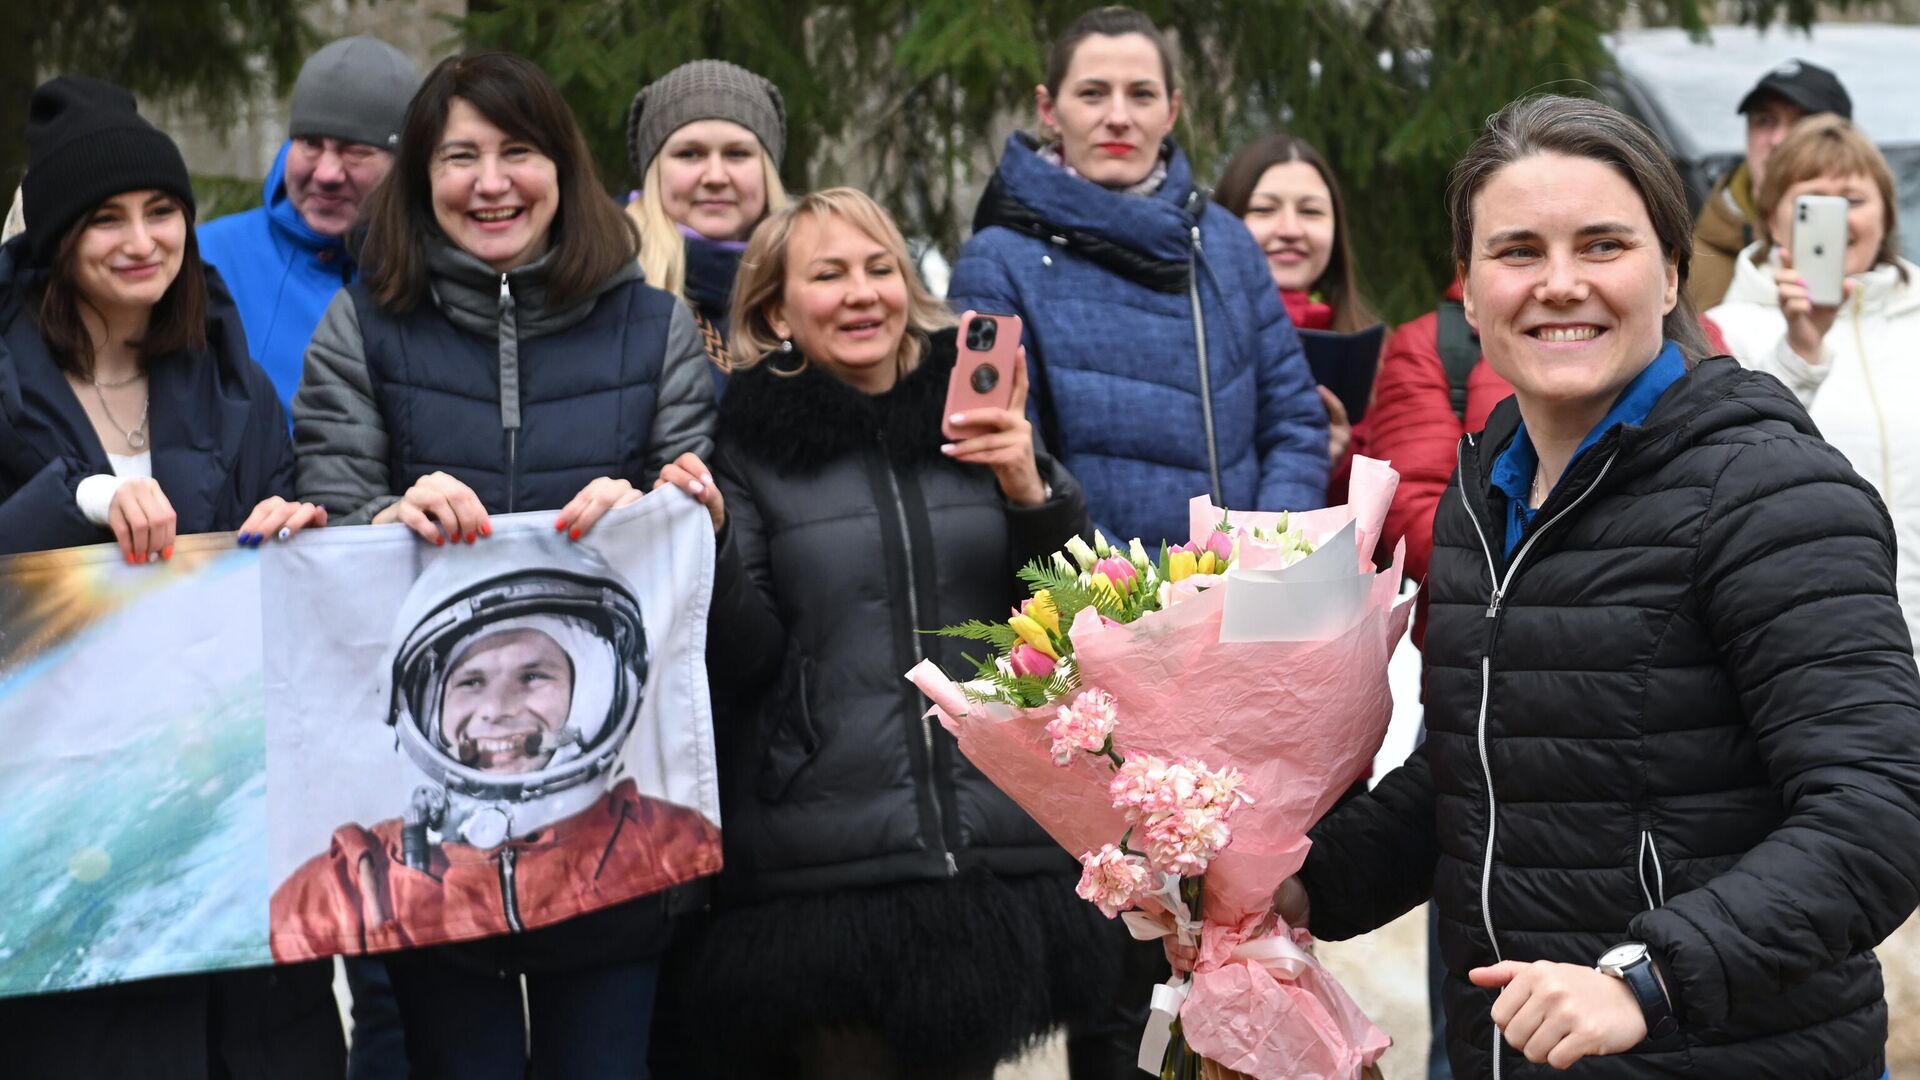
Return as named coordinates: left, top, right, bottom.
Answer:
left=655, top=328, right=1122, bottom=1074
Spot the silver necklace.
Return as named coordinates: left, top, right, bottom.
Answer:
left=92, top=378, right=150, bottom=450
left=1530, top=469, right=1546, bottom=507
left=93, top=370, right=143, bottom=389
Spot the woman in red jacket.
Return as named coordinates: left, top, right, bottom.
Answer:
left=1215, top=133, right=1379, bottom=500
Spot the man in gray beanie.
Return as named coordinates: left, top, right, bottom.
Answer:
left=199, top=35, right=420, bottom=412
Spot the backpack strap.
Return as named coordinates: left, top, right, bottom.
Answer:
left=1435, top=299, right=1480, bottom=423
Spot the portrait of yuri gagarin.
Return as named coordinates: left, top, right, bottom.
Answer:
left=269, top=535, right=722, bottom=962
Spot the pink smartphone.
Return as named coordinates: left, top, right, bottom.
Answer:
left=942, top=310, right=1023, bottom=440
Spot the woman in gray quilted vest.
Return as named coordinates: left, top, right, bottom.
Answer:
left=290, top=51, right=714, bottom=1080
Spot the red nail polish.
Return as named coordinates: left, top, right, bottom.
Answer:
left=570, top=529, right=583, bottom=542
left=162, top=546, right=173, bottom=560
left=554, top=519, right=568, bottom=532
left=434, top=534, right=445, bottom=546
left=480, top=523, right=492, bottom=538
left=465, top=532, right=476, bottom=545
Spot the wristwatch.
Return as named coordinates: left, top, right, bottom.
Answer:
left=1596, top=941, right=1678, bottom=1040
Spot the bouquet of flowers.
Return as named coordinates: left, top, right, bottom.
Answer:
left=907, top=457, right=1415, bottom=1080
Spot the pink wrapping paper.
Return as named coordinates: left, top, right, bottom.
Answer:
left=906, top=457, right=1416, bottom=1080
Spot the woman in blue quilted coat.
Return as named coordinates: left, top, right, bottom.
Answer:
left=947, top=6, right=1328, bottom=550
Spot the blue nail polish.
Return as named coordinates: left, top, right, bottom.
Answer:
left=236, top=533, right=250, bottom=546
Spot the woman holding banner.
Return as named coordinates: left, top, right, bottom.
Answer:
left=649, top=187, right=1111, bottom=1079
left=292, top=51, right=715, bottom=1079
left=0, top=76, right=341, bottom=1079
left=1286, top=95, right=1920, bottom=1080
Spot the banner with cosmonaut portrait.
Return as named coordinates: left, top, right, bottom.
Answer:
left=0, top=492, right=721, bottom=997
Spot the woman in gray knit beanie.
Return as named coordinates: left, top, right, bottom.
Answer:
left=625, top=60, right=788, bottom=379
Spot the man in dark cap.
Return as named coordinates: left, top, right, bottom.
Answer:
left=1689, top=59, right=1853, bottom=309
left=198, top=36, right=420, bottom=413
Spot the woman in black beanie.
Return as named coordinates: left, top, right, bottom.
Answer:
left=0, top=75, right=342, bottom=1078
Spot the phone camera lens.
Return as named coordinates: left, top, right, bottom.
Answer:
left=1813, top=245, right=1825, bottom=256
left=967, top=317, right=998, bottom=352
left=970, top=363, right=1000, bottom=394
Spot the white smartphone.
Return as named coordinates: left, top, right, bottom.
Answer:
left=1791, top=194, right=1849, bottom=308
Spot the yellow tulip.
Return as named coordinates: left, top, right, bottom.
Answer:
left=1088, top=572, right=1119, bottom=604
left=1009, top=614, right=1059, bottom=659
left=1168, top=550, right=1198, bottom=583
left=1023, top=590, right=1060, bottom=635
left=1196, top=552, right=1220, bottom=576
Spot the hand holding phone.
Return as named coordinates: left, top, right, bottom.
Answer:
left=941, top=311, right=1046, bottom=506
left=943, top=311, right=1023, bottom=440
left=1775, top=195, right=1852, bottom=364
left=1790, top=194, right=1849, bottom=308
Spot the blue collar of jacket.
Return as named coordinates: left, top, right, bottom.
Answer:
left=1490, top=339, right=1688, bottom=556
left=264, top=141, right=353, bottom=260
left=970, top=132, right=1201, bottom=294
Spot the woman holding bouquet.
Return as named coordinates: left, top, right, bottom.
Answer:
left=649, top=187, right=1116, bottom=1078
left=1288, top=95, right=1920, bottom=1080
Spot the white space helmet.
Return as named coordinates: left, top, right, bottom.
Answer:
left=384, top=534, right=648, bottom=854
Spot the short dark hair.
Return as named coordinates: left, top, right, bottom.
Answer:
left=1214, top=133, right=1376, bottom=332
left=359, top=52, right=639, bottom=313
left=35, top=192, right=207, bottom=379
left=1447, top=94, right=1708, bottom=362
left=1044, top=6, right=1178, bottom=97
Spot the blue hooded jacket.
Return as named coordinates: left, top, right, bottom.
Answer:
left=947, top=134, right=1328, bottom=548
left=198, top=142, right=354, bottom=411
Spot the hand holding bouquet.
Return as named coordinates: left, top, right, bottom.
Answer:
left=908, top=458, right=1415, bottom=1080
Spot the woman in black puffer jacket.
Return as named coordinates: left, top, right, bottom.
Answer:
left=649, top=188, right=1117, bottom=1079
left=1288, top=96, right=1920, bottom=1080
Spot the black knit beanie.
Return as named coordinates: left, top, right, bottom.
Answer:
left=21, top=76, right=196, bottom=267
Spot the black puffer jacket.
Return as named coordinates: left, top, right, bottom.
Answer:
left=1301, top=358, right=1920, bottom=1079
left=0, top=240, right=294, bottom=554
left=656, top=329, right=1119, bottom=1075
left=706, top=328, right=1089, bottom=900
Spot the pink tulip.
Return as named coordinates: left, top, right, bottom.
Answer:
left=1204, top=529, right=1235, bottom=563
left=1009, top=643, right=1057, bottom=678
left=1093, top=555, right=1139, bottom=592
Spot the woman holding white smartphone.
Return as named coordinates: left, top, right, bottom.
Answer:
left=1708, top=113, right=1920, bottom=645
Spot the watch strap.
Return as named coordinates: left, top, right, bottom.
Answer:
left=1615, top=953, right=1678, bottom=1040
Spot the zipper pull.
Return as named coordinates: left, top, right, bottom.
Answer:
left=499, top=273, right=510, bottom=302
left=1190, top=224, right=1203, bottom=250
left=1485, top=588, right=1503, bottom=619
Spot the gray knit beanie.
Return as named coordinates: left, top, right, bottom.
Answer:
left=288, top=36, right=421, bottom=150
left=626, top=60, right=787, bottom=182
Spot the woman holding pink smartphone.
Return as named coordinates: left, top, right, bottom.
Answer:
left=646, top=187, right=1110, bottom=1079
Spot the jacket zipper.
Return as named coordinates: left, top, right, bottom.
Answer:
left=878, top=433, right=957, bottom=874
left=1637, top=830, right=1667, bottom=909
left=498, top=846, right=524, bottom=932
left=1847, top=293, right=1893, bottom=496
left=501, top=274, right=519, bottom=514
left=1188, top=227, right=1223, bottom=503
left=1456, top=437, right=1619, bottom=1078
